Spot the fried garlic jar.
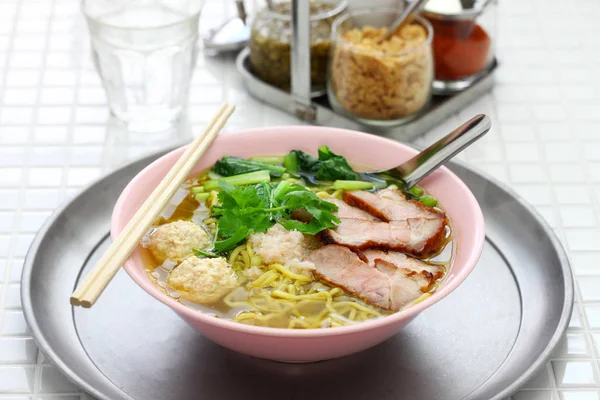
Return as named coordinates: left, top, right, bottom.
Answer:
left=328, top=9, right=433, bottom=123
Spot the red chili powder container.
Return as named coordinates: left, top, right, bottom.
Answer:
left=422, top=0, right=496, bottom=94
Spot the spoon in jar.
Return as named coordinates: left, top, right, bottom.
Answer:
left=378, top=0, right=429, bottom=44
left=358, top=114, right=492, bottom=188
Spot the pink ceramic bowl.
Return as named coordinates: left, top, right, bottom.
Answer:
left=111, top=126, right=485, bottom=363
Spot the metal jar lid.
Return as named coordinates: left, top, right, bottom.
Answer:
left=421, top=0, right=496, bottom=22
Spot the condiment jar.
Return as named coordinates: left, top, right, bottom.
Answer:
left=422, top=0, right=497, bottom=94
left=249, top=0, right=347, bottom=93
left=328, top=9, right=434, bottom=124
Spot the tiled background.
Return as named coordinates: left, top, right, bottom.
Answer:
left=0, top=0, right=599, bottom=399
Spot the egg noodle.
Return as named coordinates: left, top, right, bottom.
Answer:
left=223, top=241, right=387, bottom=329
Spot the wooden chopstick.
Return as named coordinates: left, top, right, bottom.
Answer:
left=70, top=103, right=236, bottom=308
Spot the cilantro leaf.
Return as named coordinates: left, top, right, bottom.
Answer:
left=213, top=226, right=250, bottom=253
left=255, top=181, right=273, bottom=209
left=210, top=179, right=340, bottom=255
left=212, top=180, right=271, bottom=253
left=193, top=248, right=219, bottom=258
left=280, top=218, right=328, bottom=235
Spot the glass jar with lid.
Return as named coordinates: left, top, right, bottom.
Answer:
left=249, top=0, right=347, bottom=93
left=422, top=0, right=497, bottom=94
left=327, top=8, right=434, bottom=124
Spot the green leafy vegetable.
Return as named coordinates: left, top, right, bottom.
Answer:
left=333, top=180, right=374, bottom=190
left=212, top=181, right=272, bottom=252
left=293, top=150, right=320, bottom=172
left=193, top=248, right=219, bottom=258
left=203, top=170, right=270, bottom=191
left=285, top=145, right=358, bottom=181
left=249, top=155, right=284, bottom=165
left=272, top=184, right=339, bottom=234
left=283, top=152, right=299, bottom=174
left=419, top=195, right=438, bottom=207
left=212, top=155, right=286, bottom=178
left=194, top=192, right=210, bottom=201
left=407, top=186, right=424, bottom=197
left=211, top=180, right=339, bottom=253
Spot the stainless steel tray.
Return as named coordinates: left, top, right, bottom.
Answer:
left=236, top=47, right=497, bottom=142
left=22, top=147, right=573, bottom=400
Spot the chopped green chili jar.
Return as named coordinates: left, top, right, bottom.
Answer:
left=249, top=0, right=347, bottom=92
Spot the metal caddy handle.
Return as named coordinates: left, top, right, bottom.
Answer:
left=290, top=0, right=316, bottom=121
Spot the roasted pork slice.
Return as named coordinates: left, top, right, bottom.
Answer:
left=326, top=198, right=381, bottom=221
left=362, top=249, right=444, bottom=281
left=307, top=245, right=391, bottom=310
left=344, top=188, right=444, bottom=222
left=320, top=216, right=446, bottom=257
left=305, top=245, right=433, bottom=311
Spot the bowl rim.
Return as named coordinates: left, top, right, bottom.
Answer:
left=112, top=125, right=485, bottom=337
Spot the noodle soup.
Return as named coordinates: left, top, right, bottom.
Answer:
left=141, top=146, right=453, bottom=329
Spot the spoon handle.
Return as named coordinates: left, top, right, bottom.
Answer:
left=235, top=0, right=247, bottom=23
left=378, top=0, right=428, bottom=43
left=396, top=114, right=492, bottom=188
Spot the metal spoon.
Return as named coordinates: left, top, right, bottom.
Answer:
left=202, top=0, right=249, bottom=54
left=359, top=114, right=492, bottom=188
left=378, top=0, right=429, bottom=43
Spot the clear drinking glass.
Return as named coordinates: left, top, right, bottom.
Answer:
left=82, top=0, right=204, bottom=132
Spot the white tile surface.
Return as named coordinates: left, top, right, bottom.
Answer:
left=0, top=367, right=35, bottom=393
left=39, top=366, right=80, bottom=394
left=4, top=284, right=21, bottom=309
left=0, top=338, right=37, bottom=364
left=0, top=0, right=596, bottom=399
left=1, top=311, right=29, bottom=336
left=560, top=392, right=600, bottom=400
left=554, top=333, right=592, bottom=359
left=553, top=361, right=599, bottom=388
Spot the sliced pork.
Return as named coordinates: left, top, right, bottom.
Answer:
left=306, top=245, right=440, bottom=311
left=362, top=249, right=444, bottom=282
left=307, top=245, right=392, bottom=310
left=344, top=189, right=444, bottom=222
left=321, top=217, right=446, bottom=257
left=321, top=188, right=447, bottom=256
left=326, top=198, right=380, bottom=221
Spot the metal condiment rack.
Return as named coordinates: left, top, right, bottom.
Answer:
left=236, top=0, right=497, bottom=142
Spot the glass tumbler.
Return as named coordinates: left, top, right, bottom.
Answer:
left=82, top=0, right=204, bottom=132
